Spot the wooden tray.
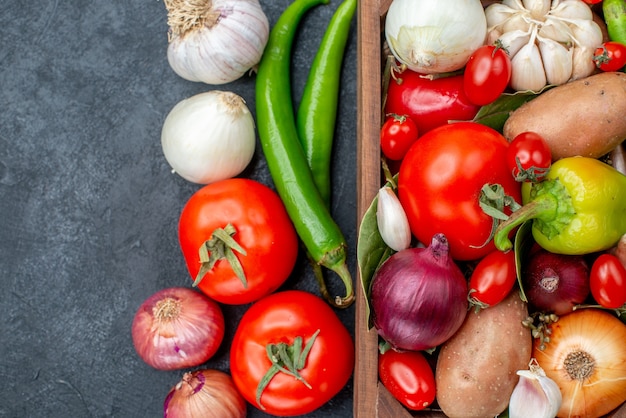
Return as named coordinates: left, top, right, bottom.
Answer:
left=354, top=1, right=626, bottom=417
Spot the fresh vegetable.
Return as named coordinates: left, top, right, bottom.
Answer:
left=582, top=0, right=603, bottom=3
left=378, top=348, right=436, bottom=411
left=604, top=0, right=626, bottom=45
left=594, top=41, right=626, bottom=71
left=495, top=157, right=626, bottom=255
left=229, top=290, right=354, bottom=416
left=522, top=248, right=590, bottom=316
left=468, top=249, right=517, bottom=310
left=163, top=0, right=269, bottom=84
left=590, top=253, right=626, bottom=308
left=485, top=0, right=603, bottom=91
left=384, top=0, right=487, bottom=74
left=508, top=360, right=562, bottom=418
left=505, top=131, right=552, bottom=182
left=380, top=114, right=419, bottom=161
left=435, top=290, right=532, bottom=418
left=164, top=369, right=246, bottom=418
left=384, top=69, right=480, bottom=135
left=503, top=72, right=626, bottom=161
left=131, top=287, right=224, bottom=371
left=296, top=0, right=356, bottom=206
left=255, top=0, right=354, bottom=308
left=611, top=233, right=626, bottom=269
left=533, top=308, right=626, bottom=418
left=161, top=90, right=256, bottom=184
left=370, top=234, right=468, bottom=351
left=178, top=178, right=299, bottom=305
left=376, top=185, right=411, bottom=252
left=612, top=142, right=626, bottom=175
left=398, top=121, right=522, bottom=261
left=463, top=43, right=512, bottom=106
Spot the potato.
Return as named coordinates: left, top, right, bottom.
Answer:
left=435, top=291, right=532, bottom=418
left=503, top=72, right=626, bottom=161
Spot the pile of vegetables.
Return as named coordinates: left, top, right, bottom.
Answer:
left=130, top=0, right=359, bottom=416
left=358, top=0, right=626, bottom=417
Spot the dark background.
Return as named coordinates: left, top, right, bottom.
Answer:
left=0, top=1, right=357, bottom=417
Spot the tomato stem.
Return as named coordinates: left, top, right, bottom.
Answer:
left=193, top=223, right=248, bottom=288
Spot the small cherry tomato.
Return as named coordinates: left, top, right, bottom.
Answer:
left=594, top=41, right=626, bottom=72
left=468, top=250, right=517, bottom=309
left=380, top=114, right=419, bottom=161
left=378, top=349, right=436, bottom=411
left=590, top=254, right=626, bottom=309
left=463, top=44, right=512, bottom=106
left=506, top=131, right=552, bottom=182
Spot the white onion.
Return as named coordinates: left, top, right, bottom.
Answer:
left=161, top=90, right=256, bottom=185
left=384, top=0, right=487, bottom=74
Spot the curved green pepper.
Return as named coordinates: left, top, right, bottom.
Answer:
left=494, top=156, right=626, bottom=255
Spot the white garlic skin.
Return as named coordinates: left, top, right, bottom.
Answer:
left=509, top=369, right=562, bottom=418
left=167, top=0, right=269, bottom=85
left=376, top=186, right=412, bottom=252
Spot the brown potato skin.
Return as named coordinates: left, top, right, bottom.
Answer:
left=435, top=291, right=532, bottom=418
left=503, top=72, right=626, bottom=161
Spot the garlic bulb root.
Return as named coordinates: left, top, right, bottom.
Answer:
left=486, top=0, right=603, bottom=92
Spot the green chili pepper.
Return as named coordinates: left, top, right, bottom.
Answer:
left=296, top=0, right=356, bottom=206
left=494, top=157, right=626, bottom=255
left=256, top=0, right=354, bottom=308
left=604, top=0, right=626, bottom=45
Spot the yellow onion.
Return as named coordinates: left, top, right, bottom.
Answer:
left=533, top=309, right=626, bottom=418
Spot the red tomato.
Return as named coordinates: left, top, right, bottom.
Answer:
left=463, top=44, right=512, bottom=106
left=398, top=122, right=522, bottom=261
left=468, top=250, right=517, bottom=308
left=378, top=349, right=436, bottom=411
left=178, top=178, right=298, bottom=305
left=506, top=131, right=552, bottom=182
left=385, top=69, right=480, bottom=135
left=590, top=254, right=626, bottom=309
left=594, top=42, right=626, bottom=72
left=230, top=290, right=355, bottom=416
left=380, top=114, right=419, bottom=161
left=582, top=0, right=602, bottom=3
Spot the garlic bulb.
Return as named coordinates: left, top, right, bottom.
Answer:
left=164, top=0, right=269, bottom=85
left=509, top=359, right=562, bottom=418
left=384, top=0, right=487, bottom=74
left=161, top=90, right=256, bottom=184
left=485, top=0, right=603, bottom=91
left=376, top=186, right=412, bottom=252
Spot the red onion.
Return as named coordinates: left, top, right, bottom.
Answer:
left=131, top=287, right=224, bottom=370
left=370, top=233, right=468, bottom=351
left=522, top=249, right=590, bottom=316
left=164, top=369, right=246, bottom=418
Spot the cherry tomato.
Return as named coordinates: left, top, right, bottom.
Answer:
left=582, top=0, right=602, bottom=3
left=590, top=254, right=626, bottom=309
left=378, top=349, right=436, bottom=411
left=385, top=68, right=480, bottom=135
left=380, top=114, right=419, bottom=161
left=398, top=122, right=522, bottom=261
left=506, top=131, right=552, bottom=182
left=594, top=41, right=626, bottom=72
left=468, top=250, right=517, bottom=308
left=463, top=44, right=512, bottom=106
left=178, top=178, right=299, bottom=305
left=230, top=290, right=355, bottom=416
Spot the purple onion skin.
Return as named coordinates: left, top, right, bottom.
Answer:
left=523, top=249, right=590, bottom=316
left=370, top=233, right=468, bottom=351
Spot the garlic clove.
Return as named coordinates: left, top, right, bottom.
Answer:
left=510, top=37, right=547, bottom=91
left=537, top=35, right=573, bottom=85
left=566, top=18, right=603, bottom=48
left=503, top=0, right=526, bottom=11
left=522, top=0, right=551, bottom=20
left=549, top=0, right=593, bottom=21
left=485, top=3, right=520, bottom=31
left=539, top=16, right=574, bottom=44
left=503, top=12, right=533, bottom=33
left=498, top=28, right=532, bottom=57
left=509, top=367, right=562, bottom=418
left=376, top=186, right=412, bottom=252
left=570, top=45, right=597, bottom=80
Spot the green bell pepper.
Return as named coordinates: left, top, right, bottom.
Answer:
left=495, top=156, right=626, bottom=255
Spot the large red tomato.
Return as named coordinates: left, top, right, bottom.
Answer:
left=385, top=69, right=480, bottom=135
left=230, top=290, right=355, bottom=416
left=398, top=122, right=522, bottom=261
left=178, top=178, right=298, bottom=305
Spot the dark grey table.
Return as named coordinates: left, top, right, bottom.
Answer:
left=0, top=1, right=357, bottom=416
